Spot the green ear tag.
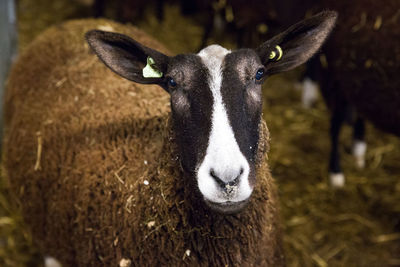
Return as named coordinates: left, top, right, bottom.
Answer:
left=269, top=45, right=283, bottom=61
left=142, top=57, right=163, bottom=78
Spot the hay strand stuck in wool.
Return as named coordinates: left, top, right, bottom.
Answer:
left=114, top=165, right=126, bottom=185
left=34, top=131, right=43, bottom=171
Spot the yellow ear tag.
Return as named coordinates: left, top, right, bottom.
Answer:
left=142, top=56, right=163, bottom=78
left=269, top=45, right=283, bottom=61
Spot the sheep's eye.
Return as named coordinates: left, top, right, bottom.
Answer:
left=168, top=77, right=177, bottom=87
left=255, top=69, right=264, bottom=81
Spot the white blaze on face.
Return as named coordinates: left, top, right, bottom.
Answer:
left=197, top=45, right=252, bottom=204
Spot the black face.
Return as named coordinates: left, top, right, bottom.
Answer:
left=166, top=49, right=265, bottom=180
left=86, top=10, right=337, bottom=214
left=167, top=51, right=264, bottom=180
left=162, top=46, right=266, bottom=214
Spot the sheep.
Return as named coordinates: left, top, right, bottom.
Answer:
left=4, top=12, right=336, bottom=266
left=308, top=0, right=400, bottom=187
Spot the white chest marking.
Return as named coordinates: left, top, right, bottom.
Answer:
left=196, top=45, right=252, bottom=203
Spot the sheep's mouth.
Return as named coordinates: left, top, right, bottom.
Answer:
left=204, top=199, right=249, bottom=214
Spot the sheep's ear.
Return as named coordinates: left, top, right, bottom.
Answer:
left=256, top=11, right=337, bottom=75
left=85, top=30, right=169, bottom=87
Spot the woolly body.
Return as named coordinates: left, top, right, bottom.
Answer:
left=4, top=19, right=284, bottom=266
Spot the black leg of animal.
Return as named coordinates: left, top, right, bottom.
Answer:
left=329, top=106, right=346, bottom=187
left=352, top=116, right=367, bottom=169
left=353, top=116, right=365, bottom=141
left=304, top=55, right=321, bottom=82
left=300, top=56, right=320, bottom=108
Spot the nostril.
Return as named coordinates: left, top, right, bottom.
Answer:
left=227, top=177, right=239, bottom=187
left=228, top=168, right=243, bottom=187
left=210, top=167, right=243, bottom=189
left=210, top=168, right=216, bottom=178
left=210, top=169, right=226, bottom=188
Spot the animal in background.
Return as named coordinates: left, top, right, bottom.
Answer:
left=315, top=0, right=400, bottom=187
left=217, top=0, right=398, bottom=187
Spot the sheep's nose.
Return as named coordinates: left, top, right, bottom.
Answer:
left=209, top=167, right=244, bottom=194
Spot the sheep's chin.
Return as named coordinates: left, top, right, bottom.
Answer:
left=204, top=198, right=250, bottom=214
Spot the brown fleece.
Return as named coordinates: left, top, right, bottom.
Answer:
left=4, top=19, right=284, bottom=266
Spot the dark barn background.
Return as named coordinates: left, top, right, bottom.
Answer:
left=0, top=0, right=399, bottom=266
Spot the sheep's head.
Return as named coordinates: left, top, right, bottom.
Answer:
left=86, top=11, right=337, bottom=214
